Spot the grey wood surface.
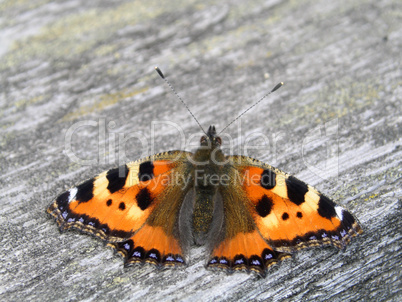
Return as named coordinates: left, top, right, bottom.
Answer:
left=0, top=0, right=401, bottom=301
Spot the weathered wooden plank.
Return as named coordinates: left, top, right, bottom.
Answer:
left=0, top=0, right=401, bottom=301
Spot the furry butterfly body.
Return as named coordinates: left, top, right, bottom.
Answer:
left=47, top=125, right=362, bottom=276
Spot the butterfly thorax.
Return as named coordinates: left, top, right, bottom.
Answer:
left=190, top=126, right=226, bottom=244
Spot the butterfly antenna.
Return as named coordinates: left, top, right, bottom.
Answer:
left=155, top=67, right=207, bottom=135
left=219, top=82, right=284, bottom=134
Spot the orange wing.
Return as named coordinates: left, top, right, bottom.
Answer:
left=208, top=155, right=362, bottom=275
left=47, top=151, right=193, bottom=266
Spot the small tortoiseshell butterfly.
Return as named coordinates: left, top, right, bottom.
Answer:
left=47, top=68, right=362, bottom=276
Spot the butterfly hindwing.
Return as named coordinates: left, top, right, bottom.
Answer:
left=47, top=150, right=193, bottom=266
left=206, top=163, right=291, bottom=275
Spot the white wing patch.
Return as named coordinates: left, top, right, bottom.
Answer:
left=335, top=206, right=344, bottom=221
left=68, top=187, right=78, bottom=203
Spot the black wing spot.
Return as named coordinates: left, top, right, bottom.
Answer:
left=138, top=161, right=154, bottom=182
left=255, top=195, right=273, bottom=217
left=282, top=212, right=289, bottom=220
left=76, top=178, right=95, bottom=202
left=146, top=248, right=161, bottom=263
left=233, top=254, right=247, bottom=268
left=99, top=224, right=110, bottom=235
left=86, top=217, right=100, bottom=228
left=262, top=248, right=277, bottom=263
left=248, top=255, right=265, bottom=272
left=119, top=202, right=126, bottom=211
left=106, top=199, right=112, bottom=206
left=341, top=210, right=356, bottom=229
left=56, top=190, right=70, bottom=210
left=128, top=246, right=146, bottom=262
left=286, top=176, right=308, bottom=205
left=260, top=169, right=276, bottom=190
left=317, top=195, right=336, bottom=219
left=136, top=188, right=154, bottom=211
left=107, top=165, right=129, bottom=194
left=296, top=211, right=303, bottom=218
left=116, top=239, right=134, bottom=257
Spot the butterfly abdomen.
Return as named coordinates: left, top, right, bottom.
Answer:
left=191, top=164, right=221, bottom=244
left=192, top=190, right=215, bottom=244
left=191, top=143, right=226, bottom=245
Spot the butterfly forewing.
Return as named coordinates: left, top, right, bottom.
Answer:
left=47, top=151, right=194, bottom=266
left=227, top=155, right=362, bottom=252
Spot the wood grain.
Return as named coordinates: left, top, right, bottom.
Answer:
left=0, top=0, right=401, bottom=301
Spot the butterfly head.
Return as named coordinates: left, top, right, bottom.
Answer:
left=200, top=125, right=222, bottom=149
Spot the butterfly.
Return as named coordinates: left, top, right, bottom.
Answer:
left=47, top=68, right=362, bottom=276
